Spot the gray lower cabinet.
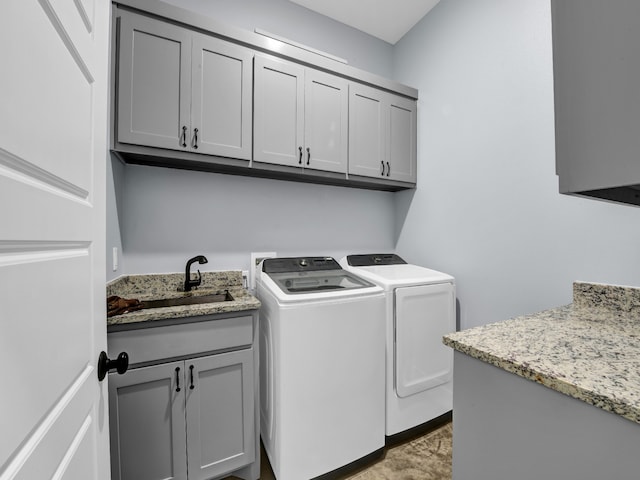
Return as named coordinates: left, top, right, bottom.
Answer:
left=349, top=84, right=417, bottom=183
left=107, top=313, right=258, bottom=480
left=452, top=352, right=640, bottom=480
left=253, top=54, right=348, bottom=174
left=109, top=349, right=254, bottom=480
left=116, top=9, right=253, bottom=159
left=109, top=360, right=187, bottom=480
left=185, top=350, right=255, bottom=480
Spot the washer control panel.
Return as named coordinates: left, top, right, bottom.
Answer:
left=263, top=256, right=341, bottom=273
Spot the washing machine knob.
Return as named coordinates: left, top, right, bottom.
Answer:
left=299, top=259, right=308, bottom=267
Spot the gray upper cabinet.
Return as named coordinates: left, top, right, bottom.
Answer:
left=552, top=0, right=640, bottom=207
left=191, top=33, right=253, bottom=159
left=388, top=95, right=417, bottom=183
left=117, top=11, right=190, bottom=152
left=112, top=1, right=418, bottom=191
left=117, top=10, right=253, bottom=160
left=304, top=69, right=349, bottom=173
left=254, top=55, right=348, bottom=174
left=349, top=84, right=386, bottom=178
left=253, top=55, right=304, bottom=168
left=349, top=84, right=417, bottom=183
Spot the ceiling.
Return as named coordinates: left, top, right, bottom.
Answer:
left=288, top=0, right=441, bottom=44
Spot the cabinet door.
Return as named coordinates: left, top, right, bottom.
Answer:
left=254, top=55, right=304, bottom=167
left=191, top=34, right=253, bottom=159
left=117, top=11, right=191, bottom=151
left=388, top=95, right=417, bottom=183
left=304, top=69, right=348, bottom=173
left=185, top=349, right=255, bottom=480
left=348, top=83, right=387, bottom=178
left=109, top=362, right=187, bottom=480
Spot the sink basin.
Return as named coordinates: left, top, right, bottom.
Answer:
left=140, top=291, right=233, bottom=309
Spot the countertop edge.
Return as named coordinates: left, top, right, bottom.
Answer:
left=106, top=271, right=260, bottom=327
left=443, top=334, right=640, bottom=424
left=107, top=301, right=261, bottom=327
left=443, top=299, right=640, bottom=425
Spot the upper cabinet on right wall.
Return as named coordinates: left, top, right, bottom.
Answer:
left=552, top=0, right=640, bottom=207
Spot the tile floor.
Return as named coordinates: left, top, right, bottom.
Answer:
left=226, top=418, right=452, bottom=480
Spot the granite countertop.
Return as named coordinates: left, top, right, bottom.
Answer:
left=107, top=271, right=260, bottom=327
left=443, top=281, right=640, bottom=424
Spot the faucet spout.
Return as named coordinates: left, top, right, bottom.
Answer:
left=184, top=255, right=208, bottom=292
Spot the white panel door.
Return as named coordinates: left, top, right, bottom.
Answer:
left=0, top=0, right=110, bottom=479
left=191, top=34, right=253, bottom=159
left=253, top=55, right=305, bottom=167
left=388, top=95, right=417, bottom=183
left=395, top=283, right=455, bottom=398
left=348, top=83, right=387, bottom=178
left=304, top=69, right=348, bottom=173
left=186, top=350, right=255, bottom=480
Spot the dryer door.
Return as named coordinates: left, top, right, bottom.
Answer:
left=395, top=283, right=455, bottom=398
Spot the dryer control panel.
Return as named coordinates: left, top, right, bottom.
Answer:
left=346, top=254, right=407, bottom=267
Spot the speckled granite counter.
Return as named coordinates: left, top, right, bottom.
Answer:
left=107, top=271, right=260, bottom=327
left=443, top=281, right=640, bottom=424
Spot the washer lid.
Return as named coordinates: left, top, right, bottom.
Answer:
left=266, top=270, right=375, bottom=295
left=262, top=257, right=376, bottom=295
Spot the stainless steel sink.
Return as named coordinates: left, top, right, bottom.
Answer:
left=140, top=291, right=233, bottom=309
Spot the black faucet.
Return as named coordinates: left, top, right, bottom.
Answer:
left=184, top=255, right=208, bottom=292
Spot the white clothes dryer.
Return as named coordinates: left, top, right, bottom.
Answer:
left=256, top=257, right=386, bottom=480
left=340, top=254, right=455, bottom=436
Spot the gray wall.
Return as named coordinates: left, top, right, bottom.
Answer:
left=392, top=0, right=640, bottom=329
left=117, top=165, right=396, bottom=275
left=162, top=0, right=394, bottom=78
left=106, top=155, right=125, bottom=277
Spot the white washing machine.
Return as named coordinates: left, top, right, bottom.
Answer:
left=340, top=254, right=455, bottom=436
left=256, top=257, right=386, bottom=480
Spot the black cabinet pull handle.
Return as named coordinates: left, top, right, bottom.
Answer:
left=97, top=351, right=129, bottom=381
left=381, top=161, right=385, bottom=176
left=298, top=146, right=303, bottom=164
left=386, top=161, right=390, bottom=177
left=181, top=126, right=187, bottom=148
left=189, top=365, right=195, bottom=390
left=306, top=147, right=310, bottom=165
left=193, top=128, right=199, bottom=149
left=175, top=367, right=181, bottom=392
